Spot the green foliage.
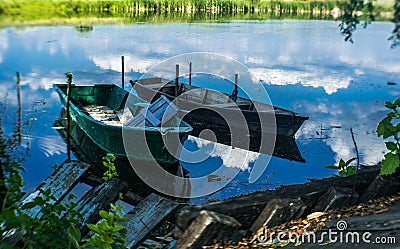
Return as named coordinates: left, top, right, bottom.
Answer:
left=0, top=110, right=128, bottom=248
left=82, top=202, right=129, bottom=249
left=65, top=71, right=73, bottom=84
left=102, top=153, right=118, bottom=181
left=388, top=0, right=400, bottom=48
left=377, top=98, right=400, bottom=175
left=325, top=158, right=357, bottom=177
left=326, top=98, right=400, bottom=177
left=0, top=119, right=84, bottom=248
left=0, top=0, right=375, bottom=26
left=338, top=0, right=375, bottom=43
left=18, top=190, right=83, bottom=249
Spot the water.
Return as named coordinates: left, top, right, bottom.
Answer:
left=0, top=20, right=399, bottom=203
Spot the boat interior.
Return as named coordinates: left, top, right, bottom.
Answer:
left=138, top=79, right=291, bottom=114
left=57, top=84, right=185, bottom=128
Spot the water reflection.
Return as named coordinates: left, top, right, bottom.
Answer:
left=0, top=20, right=399, bottom=200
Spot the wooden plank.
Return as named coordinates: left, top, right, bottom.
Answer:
left=148, top=95, right=178, bottom=125
left=75, top=178, right=128, bottom=234
left=21, top=160, right=90, bottom=217
left=122, top=193, right=180, bottom=248
left=80, top=173, right=144, bottom=206
left=174, top=210, right=241, bottom=249
left=124, top=95, right=178, bottom=127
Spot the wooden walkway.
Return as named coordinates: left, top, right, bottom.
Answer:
left=3, top=160, right=179, bottom=248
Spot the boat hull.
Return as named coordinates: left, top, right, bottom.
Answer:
left=54, top=108, right=181, bottom=194
left=133, top=81, right=308, bottom=139
left=54, top=83, right=192, bottom=165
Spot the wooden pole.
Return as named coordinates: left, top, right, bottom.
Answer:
left=189, top=62, right=192, bottom=86
left=16, top=72, right=22, bottom=145
left=175, top=64, right=179, bottom=96
left=122, top=56, right=125, bottom=89
left=65, top=72, right=73, bottom=161
left=232, top=73, right=239, bottom=102
left=235, top=74, right=238, bottom=91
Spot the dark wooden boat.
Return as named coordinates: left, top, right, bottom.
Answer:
left=130, top=77, right=308, bottom=152
left=53, top=83, right=192, bottom=165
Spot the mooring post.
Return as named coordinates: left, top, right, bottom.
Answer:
left=175, top=64, right=179, bottom=96
left=122, top=55, right=125, bottom=89
left=232, top=73, right=239, bottom=102
left=16, top=72, right=22, bottom=145
left=65, top=72, right=73, bottom=161
left=189, top=62, right=192, bottom=86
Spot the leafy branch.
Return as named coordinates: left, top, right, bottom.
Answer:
left=83, top=201, right=129, bottom=249
left=376, top=98, right=400, bottom=175
left=326, top=158, right=357, bottom=177
left=102, top=153, right=118, bottom=181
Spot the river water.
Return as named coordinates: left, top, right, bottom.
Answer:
left=1, top=20, right=399, bottom=202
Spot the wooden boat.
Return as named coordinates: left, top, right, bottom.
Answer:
left=53, top=83, right=192, bottom=165
left=53, top=108, right=165, bottom=195
left=130, top=78, right=308, bottom=143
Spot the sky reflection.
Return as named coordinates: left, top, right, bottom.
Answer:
left=0, top=20, right=399, bottom=200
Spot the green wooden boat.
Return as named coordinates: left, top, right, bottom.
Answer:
left=53, top=83, right=192, bottom=165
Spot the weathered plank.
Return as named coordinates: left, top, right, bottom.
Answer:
left=174, top=210, right=241, bottom=249
left=21, top=160, right=90, bottom=217
left=250, top=199, right=305, bottom=233
left=81, top=173, right=144, bottom=206
left=360, top=175, right=400, bottom=203
left=312, top=187, right=358, bottom=212
left=75, top=177, right=128, bottom=234
left=122, top=193, right=180, bottom=248
left=177, top=167, right=382, bottom=230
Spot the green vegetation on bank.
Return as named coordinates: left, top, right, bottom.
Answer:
left=0, top=0, right=394, bottom=26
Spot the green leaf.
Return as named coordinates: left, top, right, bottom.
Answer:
left=385, top=101, right=397, bottom=110
left=396, top=123, right=400, bottom=132
left=99, top=210, right=110, bottom=219
left=386, top=141, right=398, bottom=151
left=394, top=98, right=400, bottom=106
left=325, top=165, right=340, bottom=169
left=68, top=226, right=81, bottom=248
left=338, top=159, right=346, bottom=167
left=380, top=153, right=400, bottom=175
left=112, top=224, right=126, bottom=233
left=345, top=158, right=356, bottom=166
left=377, top=117, right=394, bottom=138
left=97, top=220, right=112, bottom=231
left=87, top=223, right=101, bottom=234
left=347, top=166, right=357, bottom=175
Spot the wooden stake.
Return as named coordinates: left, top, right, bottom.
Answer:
left=350, top=127, right=359, bottom=198
left=189, top=62, right=192, bottom=86
left=175, top=64, right=179, bottom=96
left=65, top=72, right=73, bottom=161
left=231, top=73, right=239, bottom=102
left=122, top=56, right=125, bottom=89
left=16, top=72, right=22, bottom=145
